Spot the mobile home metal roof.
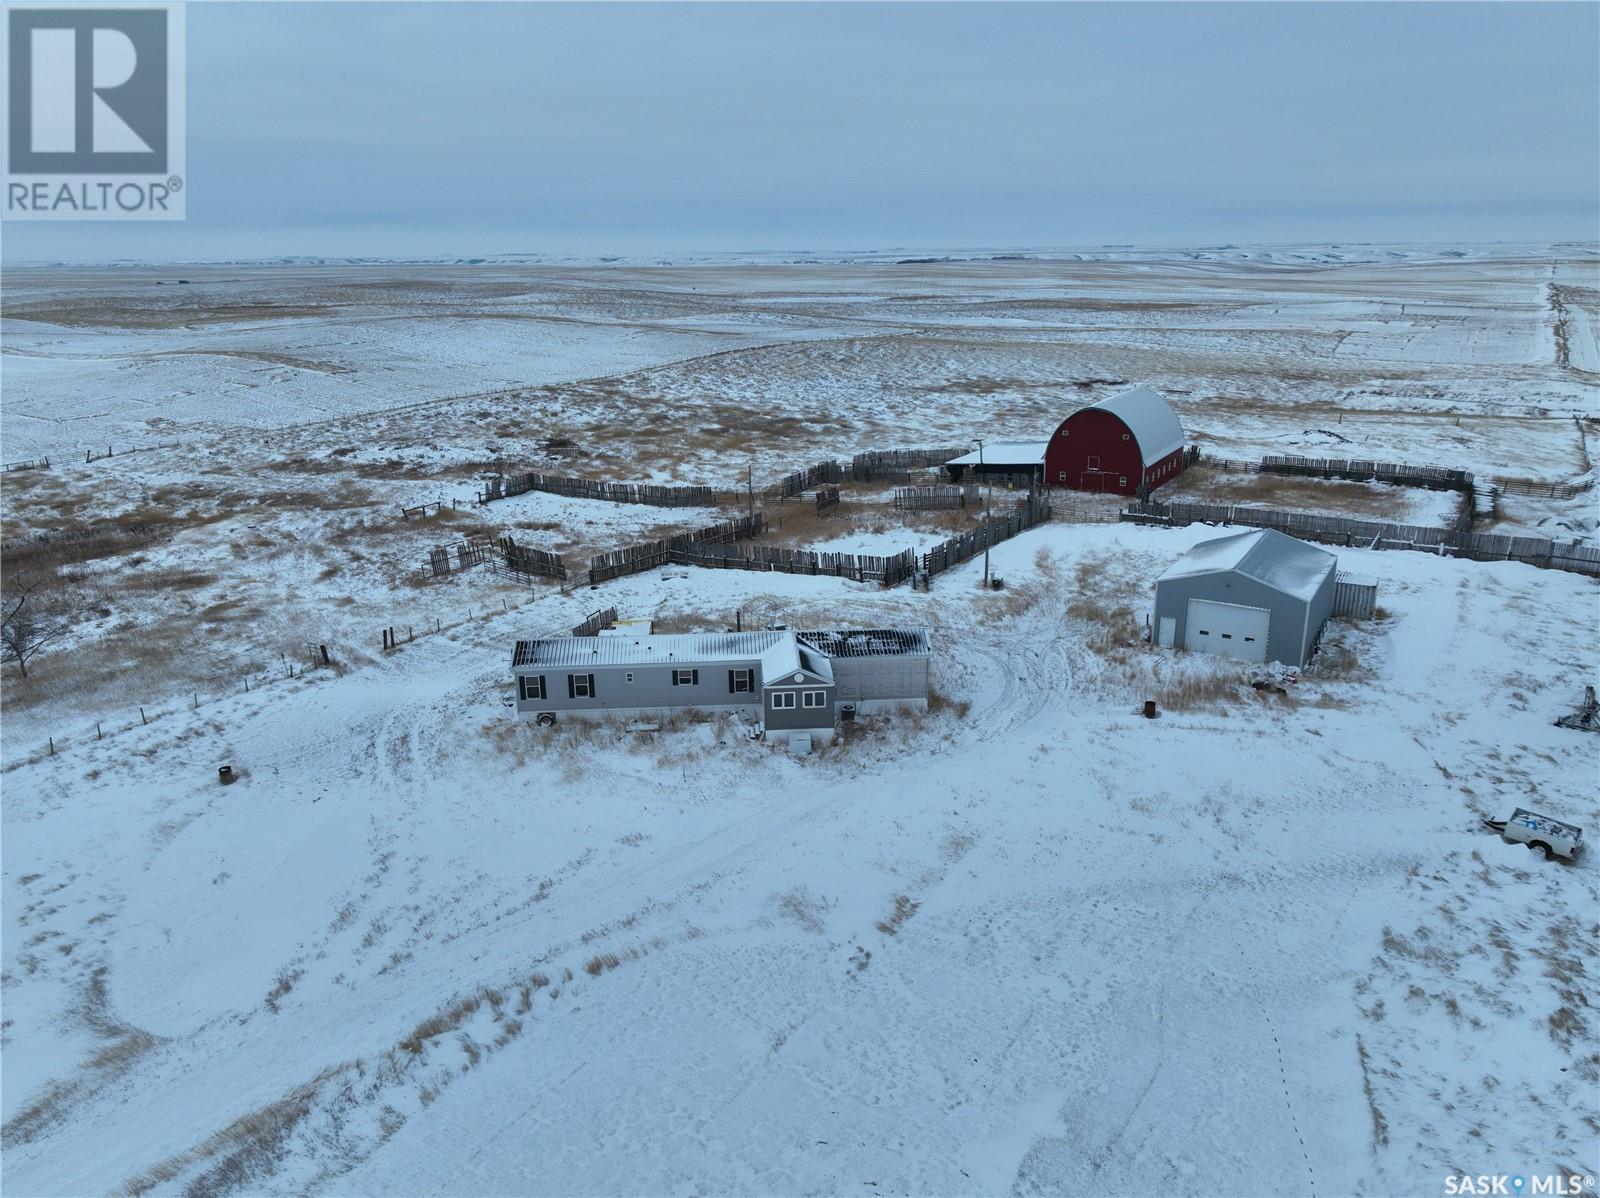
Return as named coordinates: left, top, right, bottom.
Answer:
left=1157, top=528, right=1336, bottom=601
left=513, top=630, right=789, bottom=669
left=512, top=626, right=932, bottom=671
left=1086, top=387, right=1185, bottom=466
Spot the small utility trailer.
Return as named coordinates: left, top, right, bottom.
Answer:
left=1483, top=807, right=1584, bottom=861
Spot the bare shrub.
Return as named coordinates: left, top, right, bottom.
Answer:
left=584, top=953, right=621, bottom=976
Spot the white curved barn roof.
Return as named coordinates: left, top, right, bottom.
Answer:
left=1084, top=386, right=1184, bottom=466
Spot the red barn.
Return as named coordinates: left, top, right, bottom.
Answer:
left=1044, top=386, right=1186, bottom=496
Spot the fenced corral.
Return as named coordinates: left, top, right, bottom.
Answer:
left=894, top=485, right=974, bottom=510
left=815, top=485, right=840, bottom=515
left=675, top=542, right=919, bottom=587
left=589, top=515, right=767, bottom=583
left=920, top=491, right=1052, bottom=580
left=479, top=471, right=721, bottom=508
left=765, top=460, right=843, bottom=500
left=1259, top=454, right=1473, bottom=492
left=572, top=607, right=620, bottom=637
left=1492, top=476, right=1592, bottom=500
left=1050, top=495, right=1124, bottom=524
left=1121, top=499, right=1600, bottom=576
left=1332, top=572, right=1379, bottom=619
left=2, top=457, right=51, bottom=473
left=851, top=448, right=968, bottom=482
left=423, top=535, right=494, bottom=578
left=497, top=536, right=568, bottom=582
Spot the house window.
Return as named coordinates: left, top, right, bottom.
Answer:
left=519, top=675, right=545, bottom=702
left=1087, top=455, right=1100, bottom=469
left=770, top=692, right=796, bottom=709
left=728, top=669, right=753, bottom=694
left=802, top=690, right=827, bottom=708
left=672, top=668, right=699, bottom=686
left=1058, top=471, right=1067, bottom=482
left=568, top=673, right=595, bottom=699
left=1118, top=476, right=1127, bottom=486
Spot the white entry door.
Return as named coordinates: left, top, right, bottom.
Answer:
left=1186, top=599, right=1269, bottom=664
left=1158, top=616, right=1176, bottom=649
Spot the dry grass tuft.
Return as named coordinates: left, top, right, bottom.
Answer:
left=875, top=894, right=921, bottom=937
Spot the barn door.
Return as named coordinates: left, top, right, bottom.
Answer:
left=1158, top=617, right=1176, bottom=649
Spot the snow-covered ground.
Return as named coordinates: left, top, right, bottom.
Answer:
left=2, top=247, right=1598, bottom=1196
left=3, top=524, right=1596, bottom=1196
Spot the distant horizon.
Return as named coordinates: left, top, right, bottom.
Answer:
left=7, top=237, right=1599, bottom=271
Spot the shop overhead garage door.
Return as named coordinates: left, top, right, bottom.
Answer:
left=1186, top=599, right=1270, bottom=664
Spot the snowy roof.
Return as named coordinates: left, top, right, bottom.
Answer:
left=760, top=638, right=835, bottom=684
left=1157, top=528, right=1337, bottom=601
left=512, top=627, right=930, bottom=671
left=944, top=440, right=1048, bottom=468
left=797, top=628, right=931, bottom=658
left=1080, top=386, right=1184, bottom=466
left=514, top=630, right=788, bottom=669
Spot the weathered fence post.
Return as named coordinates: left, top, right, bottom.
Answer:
left=140, top=707, right=147, bottom=725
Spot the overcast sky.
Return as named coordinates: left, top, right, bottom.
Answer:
left=6, top=1, right=1598, bottom=262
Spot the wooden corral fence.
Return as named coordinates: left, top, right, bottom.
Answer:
left=1050, top=495, right=1123, bottom=524
left=1259, top=454, right=1473, bottom=492
left=479, top=471, right=720, bottom=508
left=894, top=485, right=974, bottom=510
left=423, top=535, right=494, bottom=578
left=764, top=460, right=843, bottom=500
left=921, top=491, right=1052, bottom=579
left=589, top=515, right=767, bottom=583
left=572, top=607, right=620, bottom=637
left=675, top=542, right=919, bottom=587
left=496, top=535, right=568, bottom=582
left=815, top=485, right=840, bottom=515
left=2, top=457, right=51, bottom=473
left=1332, top=572, right=1379, bottom=619
left=1492, top=476, right=1592, bottom=500
left=851, top=448, right=968, bottom=481
left=400, top=499, right=451, bottom=520
left=1121, top=499, right=1600, bottom=576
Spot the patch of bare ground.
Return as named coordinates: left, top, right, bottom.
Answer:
left=760, top=495, right=973, bottom=546
left=4, top=299, right=335, bottom=329
left=1162, top=463, right=1459, bottom=521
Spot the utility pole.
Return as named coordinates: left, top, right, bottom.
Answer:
left=978, top=437, right=991, bottom=589
left=747, top=460, right=754, bottom=519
